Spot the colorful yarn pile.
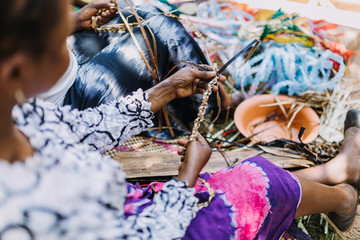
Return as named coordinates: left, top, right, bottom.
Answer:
left=180, top=1, right=357, bottom=97
left=233, top=42, right=345, bottom=97
left=259, top=10, right=314, bottom=47
left=195, top=0, right=253, bottom=45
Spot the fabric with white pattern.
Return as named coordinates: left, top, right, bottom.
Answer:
left=0, top=89, right=198, bottom=240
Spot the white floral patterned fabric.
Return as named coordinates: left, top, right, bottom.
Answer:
left=0, top=89, right=198, bottom=240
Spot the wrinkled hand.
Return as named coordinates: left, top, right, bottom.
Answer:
left=165, top=65, right=226, bottom=99
left=146, top=65, right=226, bottom=113
left=177, top=134, right=211, bottom=187
left=73, top=0, right=118, bottom=32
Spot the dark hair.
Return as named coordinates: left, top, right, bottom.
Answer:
left=0, top=0, right=61, bottom=61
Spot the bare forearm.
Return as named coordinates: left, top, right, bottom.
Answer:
left=178, top=165, right=199, bottom=188
left=71, top=11, right=84, bottom=33
left=146, top=80, right=176, bottom=113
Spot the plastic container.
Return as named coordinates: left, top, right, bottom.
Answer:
left=234, top=94, right=320, bottom=143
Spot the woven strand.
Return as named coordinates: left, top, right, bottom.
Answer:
left=91, top=5, right=223, bottom=140
left=189, top=76, right=218, bottom=141
left=93, top=4, right=180, bottom=138
left=196, top=177, right=215, bottom=209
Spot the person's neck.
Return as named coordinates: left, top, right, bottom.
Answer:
left=0, top=104, right=33, bottom=163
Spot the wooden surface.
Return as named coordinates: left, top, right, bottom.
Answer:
left=112, top=149, right=314, bottom=179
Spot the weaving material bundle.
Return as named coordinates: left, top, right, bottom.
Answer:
left=186, top=2, right=355, bottom=99
left=234, top=42, right=345, bottom=97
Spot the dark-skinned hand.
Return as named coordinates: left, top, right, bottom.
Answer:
left=146, top=65, right=226, bottom=113
left=166, top=65, right=226, bottom=99
left=177, top=134, right=211, bottom=187
left=73, top=0, right=118, bottom=32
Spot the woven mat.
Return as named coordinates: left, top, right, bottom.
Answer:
left=104, top=136, right=179, bottom=158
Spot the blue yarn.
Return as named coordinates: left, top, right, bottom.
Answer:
left=233, top=42, right=346, bottom=97
left=196, top=0, right=253, bottom=44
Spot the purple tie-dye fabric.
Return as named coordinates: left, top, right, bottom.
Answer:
left=124, top=156, right=301, bottom=239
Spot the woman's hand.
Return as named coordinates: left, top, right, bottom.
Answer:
left=167, top=65, right=226, bottom=98
left=177, top=134, right=211, bottom=187
left=146, top=65, right=226, bottom=113
left=72, top=0, right=118, bottom=33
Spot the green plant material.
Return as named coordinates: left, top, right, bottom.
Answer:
left=296, top=214, right=352, bottom=240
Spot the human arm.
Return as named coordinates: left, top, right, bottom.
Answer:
left=146, top=65, right=226, bottom=113
left=72, top=0, right=117, bottom=33
left=14, top=89, right=153, bottom=153
left=0, top=142, right=198, bottom=239
left=59, top=66, right=224, bottom=152
left=123, top=178, right=198, bottom=239
left=65, top=66, right=223, bottom=152
left=16, top=66, right=224, bottom=153
left=177, top=134, right=212, bottom=187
